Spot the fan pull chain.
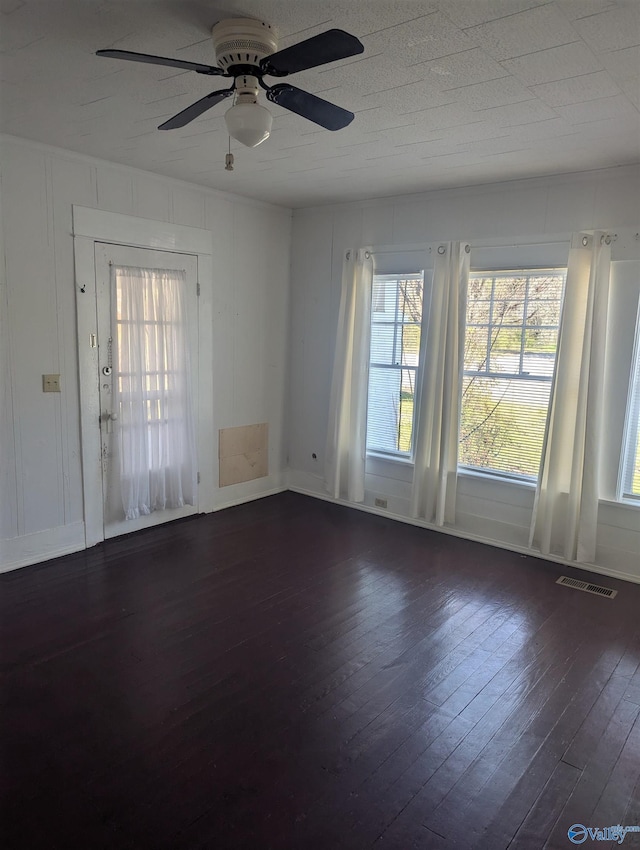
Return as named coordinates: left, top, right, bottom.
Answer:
left=225, top=137, right=234, bottom=171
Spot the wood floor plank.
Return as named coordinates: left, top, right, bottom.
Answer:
left=589, top=709, right=640, bottom=832
left=562, top=674, right=632, bottom=771
left=544, top=697, right=640, bottom=849
left=507, top=760, right=583, bottom=850
left=453, top=636, right=629, bottom=849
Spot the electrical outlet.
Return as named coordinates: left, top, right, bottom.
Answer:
left=43, top=374, right=61, bottom=393
left=374, top=497, right=387, bottom=509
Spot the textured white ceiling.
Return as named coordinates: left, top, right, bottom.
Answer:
left=1, top=0, right=639, bottom=207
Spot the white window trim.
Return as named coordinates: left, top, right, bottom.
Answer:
left=618, top=295, right=640, bottom=505
left=367, top=448, right=414, bottom=465
left=366, top=271, right=425, bottom=459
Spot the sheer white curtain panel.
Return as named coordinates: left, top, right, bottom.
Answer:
left=530, top=233, right=611, bottom=562
left=113, top=265, right=197, bottom=520
left=411, top=242, right=470, bottom=525
left=325, top=249, right=373, bottom=502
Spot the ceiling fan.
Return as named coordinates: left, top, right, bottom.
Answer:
left=97, top=19, right=364, bottom=148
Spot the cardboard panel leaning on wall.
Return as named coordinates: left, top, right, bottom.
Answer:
left=219, top=424, right=268, bottom=487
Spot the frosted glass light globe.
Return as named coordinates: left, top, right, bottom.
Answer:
left=224, top=102, right=272, bottom=148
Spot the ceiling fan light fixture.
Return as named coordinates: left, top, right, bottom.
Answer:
left=224, top=100, right=272, bottom=147
left=97, top=21, right=363, bottom=139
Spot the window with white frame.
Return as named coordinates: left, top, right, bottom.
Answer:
left=459, top=269, right=566, bottom=480
left=366, top=273, right=425, bottom=456
left=619, top=299, right=640, bottom=502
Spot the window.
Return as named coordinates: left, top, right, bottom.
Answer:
left=115, top=266, right=190, bottom=448
left=619, top=300, right=640, bottom=502
left=459, top=269, right=566, bottom=480
left=366, top=273, right=424, bottom=455
left=114, top=264, right=196, bottom=518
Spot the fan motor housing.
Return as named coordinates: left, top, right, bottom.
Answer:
left=212, top=18, right=278, bottom=74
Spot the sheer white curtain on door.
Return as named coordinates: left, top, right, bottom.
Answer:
left=113, top=265, right=197, bottom=520
left=530, top=232, right=611, bottom=563
left=325, top=249, right=373, bottom=502
left=411, top=242, right=470, bottom=525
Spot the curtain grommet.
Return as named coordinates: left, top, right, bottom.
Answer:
left=346, top=250, right=351, bottom=260
left=438, top=245, right=446, bottom=255
left=465, top=244, right=470, bottom=253
left=581, top=235, right=590, bottom=247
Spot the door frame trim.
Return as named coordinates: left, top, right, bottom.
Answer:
left=73, top=206, right=213, bottom=548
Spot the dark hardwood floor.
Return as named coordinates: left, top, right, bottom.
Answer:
left=2, top=492, right=639, bottom=850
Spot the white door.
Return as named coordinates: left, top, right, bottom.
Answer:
left=94, top=243, right=199, bottom=539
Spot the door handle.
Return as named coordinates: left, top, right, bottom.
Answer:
left=102, top=410, right=119, bottom=434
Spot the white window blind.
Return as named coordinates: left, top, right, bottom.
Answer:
left=459, top=269, right=565, bottom=480
left=619, top=299, right=640, bottom=501
left=366, top=273, right=424, bottom=455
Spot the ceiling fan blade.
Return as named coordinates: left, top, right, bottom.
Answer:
left=96, top=49, right=224, bottom=76
left=266, top=84, right=354, bottom=131
left=158, top=87, right=234, bottom=130
left=260, top=29, right=363, bottom=76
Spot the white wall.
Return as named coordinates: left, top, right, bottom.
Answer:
left=288, top=166, right=640, bottom=583
left=0, top=135, right=292, bottom=570
left=2, top=140, right=638, bottom=582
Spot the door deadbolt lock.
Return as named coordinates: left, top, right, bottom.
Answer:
left=102, top=366, right=112, bottom=376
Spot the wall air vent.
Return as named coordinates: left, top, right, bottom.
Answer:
left=556, top=575, right=617, bottom=599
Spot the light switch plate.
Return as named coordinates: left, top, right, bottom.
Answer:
left=43, top=374, right=61, bottom=392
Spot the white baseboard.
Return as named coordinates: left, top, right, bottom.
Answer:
left=3, top=479, right=637, bottom=587
left=287, top=475, right=640, bottom=586
left=0, top=521, right=86, bottom=573
left=0, top=487, right=289, bottom=574
left=211, top=484, right=289, bottom=512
